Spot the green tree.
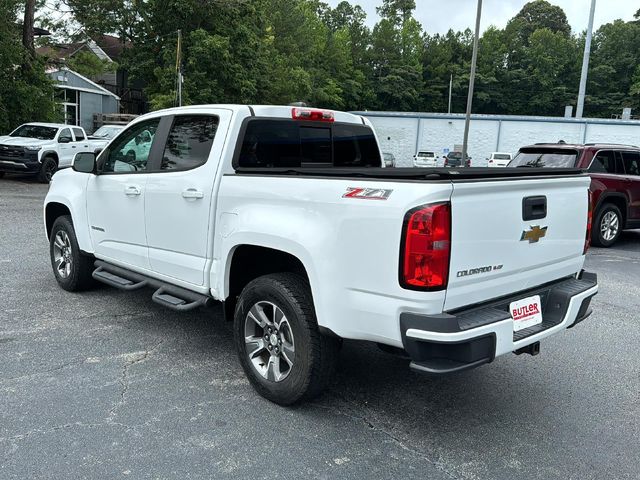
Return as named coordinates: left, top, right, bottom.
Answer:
left=0, top=0, right=58, bottom=133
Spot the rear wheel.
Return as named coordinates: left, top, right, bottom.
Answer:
left=592, top=203, right=623, bottom=247
left=50, top=216, right=96, bottom=291
left=234, top=273, right=339, bottom=405
left=37, top=156, right=57, bottom=183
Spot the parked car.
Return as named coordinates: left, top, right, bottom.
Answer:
left=487, top=152, right=513, bottom=167
left=44, top=105, right=597, bottom=405
left=88, top=125, right=125, bottom=141
left=445, top=151, right=471, bottom=167
left=0, top=123, right=100, bottom=183
left=383, top=152, right=396, bottom=168
left=510, top=143, right=640, bottom=247
left=413, top=150, right=438, bottom=167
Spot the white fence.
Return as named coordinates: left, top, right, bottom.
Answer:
left=355, top=111, right=640, bottom=167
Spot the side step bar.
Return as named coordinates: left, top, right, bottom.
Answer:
left=92, top=260, right=213, bottom=312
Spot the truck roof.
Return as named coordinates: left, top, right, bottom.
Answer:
left=145, top=104, right=367, bottom=125
left=523, top=142, right=639, bottom=150
left=23, top=122, right=72, bottom=129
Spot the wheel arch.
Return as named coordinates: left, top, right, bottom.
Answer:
left=594, top=192, right=628, bottom=227
left=41, top=150, right=59, bottom=164
left=223, top=244, right=312, bottom=321
left=45, top=202, right=72, bottom=240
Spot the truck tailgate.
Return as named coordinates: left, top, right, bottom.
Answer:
left=444, top=175, right=590, bottom=311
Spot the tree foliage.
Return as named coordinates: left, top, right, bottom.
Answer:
left=0, top=0, right=58, bottom=132
left=4, top=0, right=640, bottom=127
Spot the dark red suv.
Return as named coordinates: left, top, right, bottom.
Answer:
left=510, top=143, right=640, bottom=247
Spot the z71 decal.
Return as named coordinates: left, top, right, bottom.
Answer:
left=342, top=187, right=393, bottom=201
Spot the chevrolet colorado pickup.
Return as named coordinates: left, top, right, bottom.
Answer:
left=44, top=105, right=598, bottom=405
left=0, top=123, right=101, bottom=182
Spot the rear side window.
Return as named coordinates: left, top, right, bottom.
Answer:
left=510, top=149, right=578, bottom=168
left=589, top=151, right=619, bottom=174
left=161, top=115, right=218, bottom=171
left=237, top=120, right=381, bottom=168
left=621, top=151, right=640, bottom=176
left=72, top=128, right=85, bottom=141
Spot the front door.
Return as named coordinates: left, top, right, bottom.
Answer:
left=145, top=110, right=231, bottom=286
left=86, top=118, right=162, bottom=270
left=57, top=128, right=75, bottom=167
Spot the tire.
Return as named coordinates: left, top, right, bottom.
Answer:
left=234, top=273, right=339, bottom=405
left=592, top=203, right=623, bottom=247
left=49, top=216, right=96, bottom=291
left=37, top=156, right=57, bottom=183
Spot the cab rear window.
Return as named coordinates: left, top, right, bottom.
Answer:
left=510, top=149, right=579, bottom=168
left=237, top=120, right=381, bottom=168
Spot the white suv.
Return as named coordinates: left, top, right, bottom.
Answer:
left=413, top=151, right=438, bottom=167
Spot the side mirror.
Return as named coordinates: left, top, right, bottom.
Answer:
left=72, top=152, right=96, bottom=174
left=59, top=136, right=71, bottom=144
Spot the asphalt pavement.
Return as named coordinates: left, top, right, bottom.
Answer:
left=1, top=176, right=638, bottom=480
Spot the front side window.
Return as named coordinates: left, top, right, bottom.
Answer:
left=161, top=115, right=218, bottom=171
left=589, top=151, right=618, bottom=174
left=99, top=119, right=160, bottom=173
left=72, top=128, right=85, bottom=141
left=58, top=128, right=72, bottom=143
left=622, top=151, right=640, bottom=176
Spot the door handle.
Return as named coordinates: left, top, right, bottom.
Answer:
left=124, top=185, right=141, bottom=196
left=182, top=188, right=204, bottom=199
left=71, top=145, right=77, bottom=149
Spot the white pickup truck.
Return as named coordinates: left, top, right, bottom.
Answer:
left=0, top=123, right=104, bottom=182
left=44, top=105, right=598, bottom=405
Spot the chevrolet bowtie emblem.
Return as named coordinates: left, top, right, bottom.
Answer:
left=521, top=225, right=548, bottom=243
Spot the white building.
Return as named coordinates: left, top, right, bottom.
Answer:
left=355, top=111, right=640, bottom=167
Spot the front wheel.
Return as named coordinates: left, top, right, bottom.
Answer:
left=592, top=204, right=623, bottom=247
left=50, top=216, right=96, bottom=291
left=234, top=273, right=339, bottom=405
left=37, top=156, right=57, bottom=183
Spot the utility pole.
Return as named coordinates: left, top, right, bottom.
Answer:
left=576, top=0, right=597, bottom=118
left=176, top=29, right=183, bottom=107
left=462, top=0, right=482, bottom=167
left=448, top=74, right=453, bottom=114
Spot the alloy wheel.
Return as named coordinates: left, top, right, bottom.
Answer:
left=52, top=230, right=73, bottom=279
left=600, top=211, right=619, bottom=242
left=244, top=301, right=295, bottom=382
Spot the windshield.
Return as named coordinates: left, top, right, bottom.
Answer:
left=417, top=152, right=435, bottom=158
left=10, top=125, right=58, bottom=140
left=510, top=149, right=578, bottom=168
left=493, top=154, right=511, bottom=160
left=447, top=152, right=469, bottom=160
left=383, top=153, right=394, bottom=160
left=92, top=126, right=124, bottom=139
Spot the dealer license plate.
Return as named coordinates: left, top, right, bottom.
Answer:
left=510, top=295, right=543, bottom=332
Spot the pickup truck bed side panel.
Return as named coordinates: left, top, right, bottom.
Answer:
left=215, top=175, right=453, bottom=346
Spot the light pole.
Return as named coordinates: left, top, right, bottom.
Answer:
left=576, top=0, right=597, bottom=118
left=462, top=0, right=482, bottom=167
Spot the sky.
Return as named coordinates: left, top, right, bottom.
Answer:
left=324, top=0, right=638, bottom=35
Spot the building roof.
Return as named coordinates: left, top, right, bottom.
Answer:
left=48, top=68, right=120, bottom=100
left=36, top=35, right=129, bottom=63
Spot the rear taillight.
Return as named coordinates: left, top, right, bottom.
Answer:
left=444, top=158, right=448, bottom=166
left=400, top=203, right=451, bottom=290
left=584, top=190, right=593, bottom=254
left=292, top=108, right=335, bottom=122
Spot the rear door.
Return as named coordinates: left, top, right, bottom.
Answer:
left=144, top=109, right=232, bottom=286
left=444, top=175, right=590, bottom=310
left=620, top=151, right=640, bottom=220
